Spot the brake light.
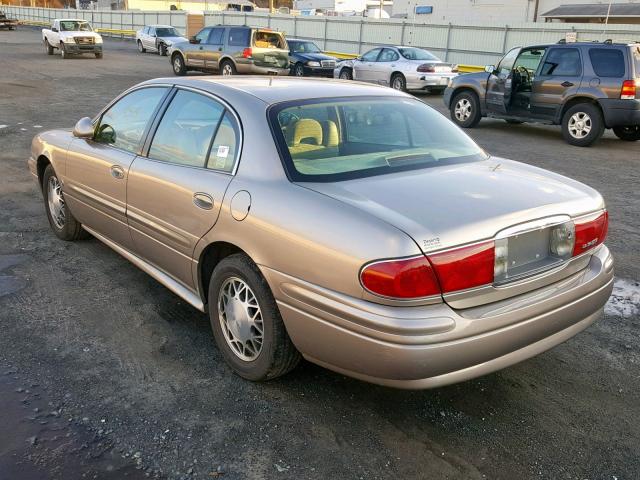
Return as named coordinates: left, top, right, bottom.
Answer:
left=417, top=64, right=435, bottom=73
left=428, top=241, right=495, bottom=293
left=360, top=256, right=441, bottom=299
left=572, top=211, right=608, bottom=256
left=242, top=47, right=252, bottom=58
left=621, top=80, right=637, bottom=99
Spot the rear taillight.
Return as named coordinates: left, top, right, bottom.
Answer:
left=360, top=256, right=441, bottom=299
left=428, top=241, right=495, bottom=293
left=621, top=80, right=637, bottom=99
left=573, top=211, right=608, bottom=256
left=417, top=64, right=435, bottom=73
left=242, top=47, right=252, bottom=58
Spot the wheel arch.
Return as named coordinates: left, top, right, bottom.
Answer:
left=36, top=154, right=52, bottom=189
left=197, top=241, right=249, bottom=305
left=557, top=96, right=604, bottom=125
left=448, top=86, right=481, bottom=108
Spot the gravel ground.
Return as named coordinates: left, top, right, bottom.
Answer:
left=0, top=28, right=639, bottom=480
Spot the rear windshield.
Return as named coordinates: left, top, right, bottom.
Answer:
left=253, top=30, right=286, bottom=49
left=589, top=48, right=625, bottom=77
left=269, top=97, right=487, bottom=182
left=398, top=47, right=440, bottom=61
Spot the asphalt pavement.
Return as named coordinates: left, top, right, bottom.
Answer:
left=0, top=28, right=639, bottom=480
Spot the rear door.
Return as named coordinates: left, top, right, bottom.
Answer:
left=204, top=27, right=225, bottom=70
left=531, top=47, right=582, bottom=119
left=144, top=27, right=154, bottom=50
left=373, top=48, right=400, bottom=86
left=486, top=47, right=520, bottom=114
left=126, top=88, right=241, bottom=288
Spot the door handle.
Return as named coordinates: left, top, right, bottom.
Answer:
left=561, top=81, right=574, bottom=87
left=199, top=46, right=203, bottom=50
left=110, top=165, right=125, bottom=179
left=193, top=192, right=214, bottom=210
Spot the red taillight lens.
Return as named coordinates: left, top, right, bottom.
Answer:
left=417, top=64, right=435, bottom=73
left=573, top=211, right=608, bottom=256
left=361, top=256, right=441, bottom=299
left=621, top=80, right=637, bottom=99
left=242, top=47, right=252, bottom=58
left=428, top=241, right=495, bottom=293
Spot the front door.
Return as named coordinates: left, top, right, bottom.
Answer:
left=531, top=47, right=582, bottom=119
left=126, top=88, right=241, bottom=288
left=63, top=86, right=169, bottom=250
left=185, top=27, right=211, bottom=67
left=204, top=27, right=225, bottom=70
left=486, top=47, right=520, bottom=114
left=353, top=48, right=382, bottom=82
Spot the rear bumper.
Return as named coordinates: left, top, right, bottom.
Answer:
left=265, top=245, right=613, bottom=389
left=406, top=73, right=457, bottom=91
left=600, top=98, right=640, bottom=127
left=236, top=62, right=289, bottom=76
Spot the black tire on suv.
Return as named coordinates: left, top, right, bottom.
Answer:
left=561, top=103, right=605, bottom=147
left=613, top=125, right=640, bottom=142
left=450, top=91, right=482, bottom=128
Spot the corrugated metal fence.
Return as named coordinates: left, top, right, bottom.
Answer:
left=5, top=6, right=640, bottom=65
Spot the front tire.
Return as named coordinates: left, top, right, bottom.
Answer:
left=44, top=39, right=53, bottom=55
left=562, top=103, right=604, bottom=147
left=158, top=43, right=167, bottom=56
left=390, top=73, right=406, bottom=92
left=60, top=42, right=68, bottom=59
left=95, top=52, right=103, bottom=59
left=42, top=165, right=87, bottom=241
left=172, top=53, right=186, bottom=76
left=137, top=40, right=146, bottom=53
left=338, top=68, right=352, bottom=80
left=612, top=125, right=640, bottom=141
left=208, top=254, right=300, bottom=381
left=450, top=91, right=482, bottom=128
left=293, top=62, right=305, bottom=77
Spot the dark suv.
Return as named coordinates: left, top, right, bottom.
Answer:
left=444, top=41, right=640, bottom=146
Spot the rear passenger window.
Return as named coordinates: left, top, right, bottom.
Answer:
left=541, top=48, right=581, bottom=76
left=208, top=113, right=240, bottom=172
left=589, top=49, right=625, bottom=77
left=228, top=28, right=250, bottom=46
left=148, top=90, right=224, bottom=168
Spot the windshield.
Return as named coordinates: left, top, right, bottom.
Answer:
left=399, top=47, right=439, bottom=61
left=270, top=97, right=487, bottom=182
left=289, top=41, right=321, bottom=53
left=60, top=20, right=92, bottom=32
left=155, top=27, right=180, bottom=37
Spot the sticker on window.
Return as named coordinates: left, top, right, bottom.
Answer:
left=216, top=145, right=229, bottom=158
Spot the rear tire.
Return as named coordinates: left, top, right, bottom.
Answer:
left=208, top=253, right=301, bottom=381
left=612, top=125, right=640, bottom=141
left=338, top=68, right=352, bottom=80
left=137, top=40, right=146, bottom=53
left=42, top=165, right=88, bottom=241
left=390, top=73, right=407, bottom=92
left=220, top=60, right=236, bottom=76
left=44, top=39, right=53, bottom=55
left=561, top=103, right=604, bottom=147
left=450, top=91, right=482, bottom=128
left=172, top=53, right=187, bottom=76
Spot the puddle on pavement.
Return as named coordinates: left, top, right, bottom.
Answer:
left=0, top=254, right=28, bottom=297
left=0, top=370, right=152, bottom=479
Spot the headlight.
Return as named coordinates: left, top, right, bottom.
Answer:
left=95, top=37, right=103, bottom=44
left=306, top=61, right=321, bottom=67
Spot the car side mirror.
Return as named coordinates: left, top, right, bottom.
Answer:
left=189, top=36, right=200, bottom=44
left=52, top=27, right=58, bottom=32
left=484, top=65, right=496, bottom=74
left=73, top=117, right=94, bottom=139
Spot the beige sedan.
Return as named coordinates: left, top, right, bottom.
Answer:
left=29, top=77, right=613, bottom=389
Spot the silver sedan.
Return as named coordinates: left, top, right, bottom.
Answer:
left=334, top=45, right=459, bottom=92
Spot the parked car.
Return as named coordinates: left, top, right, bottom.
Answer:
left=287, top=38, right=337, bottom=77
left=445, top=41, right=640, bottom=146
left=0, top=11, right=18, bottom=30
left=42, top=19, right=103, bottom=59
left=170, top=25, right=289, bottom=76
left=334, top=45, right=458, bottom=93
left=29, top=77, right=613, bottom=389
left=136, top=25, right=187, bottom=56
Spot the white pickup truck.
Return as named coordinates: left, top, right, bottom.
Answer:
left=42, top=19, right=103, bottom=59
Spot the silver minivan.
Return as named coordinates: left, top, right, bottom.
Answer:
left=170, top=25, right=290, bottom=76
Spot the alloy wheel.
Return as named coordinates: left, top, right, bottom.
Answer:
left=455, top=98, right=472, bottom=122
left=568, top=112, right=592, bottom=139
left=392, top=76, right=405, bottom=90
left=294, top=64, right=305, bottom=77
left=218, top=277, right=263, bottom=361
left=47, top=176, right=66, bottom=229
left=173, top=56, right=182, bottom=74
left=222, top=64, right=234, bottom=76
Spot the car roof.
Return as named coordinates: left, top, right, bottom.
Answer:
left=147, top=24, right=174, bottom=28
left=143, top=76, right=406, bottom=105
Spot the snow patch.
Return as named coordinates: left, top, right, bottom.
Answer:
left=605, top=278, right=640, bottom=318
left=20, top=128, right=27, bottom=131
left=0, top=125, right=7, bottom=129
left=33, top=125, right=42, bottom=128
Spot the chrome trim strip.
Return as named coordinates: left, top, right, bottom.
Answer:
left=82, top=225, right=204, bottom=312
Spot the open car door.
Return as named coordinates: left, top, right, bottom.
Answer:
left=485, top=47, right=521, bottom=114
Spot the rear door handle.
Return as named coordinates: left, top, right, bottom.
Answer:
left=561, top=81, right=574, bottom=87
left=193, top=192, right=214, bottom=210
left=110, top=165, right=125, bottom=179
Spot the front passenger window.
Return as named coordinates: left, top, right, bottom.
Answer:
left=194, top=28, right=211, bottom=44
left=95, top=87, right=167, bottom=154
